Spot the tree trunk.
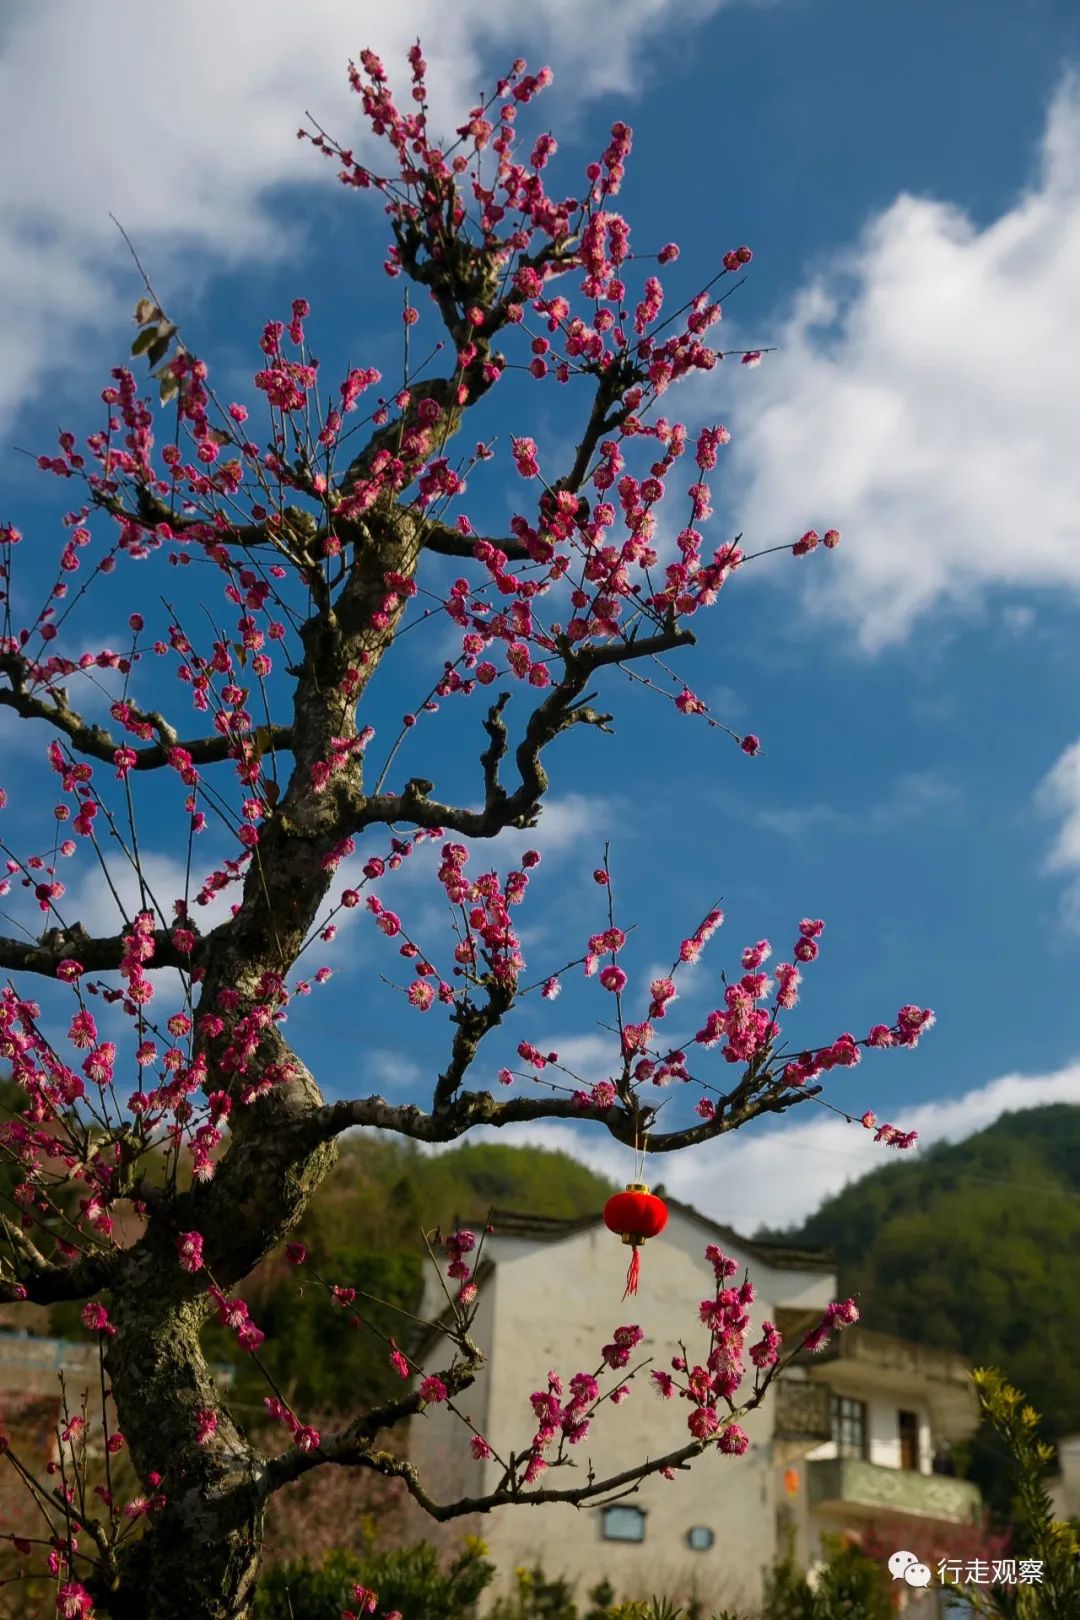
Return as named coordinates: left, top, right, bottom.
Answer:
left=105, top=1294, right=265, bottom=1619
left=101, top=1081, right=338, bottom=1619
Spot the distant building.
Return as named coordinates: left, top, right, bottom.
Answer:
left=1049, top=1434, right=1080, bottom=1523
left=0, top=1317, right=235, bottom=1542
left=409, top=1201, right=982, bottom=1614
left=0, top=1324, right=104, bottom=1540
left=774, top=1314, right=983, bottom=1579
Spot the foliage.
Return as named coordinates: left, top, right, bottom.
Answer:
left=488, top=1567, right=636, bottom=1620
left=592, top=1540, right=891, bottom=1620
left=255, top=1538, right=495, bottom=1620
left=751, top=1531, right=892, bottom=1620
left=252, top=1536, right=905, bottom=1620
left=938, top=1371, right=1080, bottom=1620
left=257, top=1556, right=739, bottom=1620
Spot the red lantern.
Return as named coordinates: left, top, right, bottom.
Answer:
left=603, top=1182, right=668, bottom=1298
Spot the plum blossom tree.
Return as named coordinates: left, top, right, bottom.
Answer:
left=0, top=44, right=931, bottom=1620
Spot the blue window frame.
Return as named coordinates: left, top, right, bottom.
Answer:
left=601, top=1505, right=646, bottom=1542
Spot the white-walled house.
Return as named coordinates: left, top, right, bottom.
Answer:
left=408, top=1200, right=983, bottom=1613
left=1049, top=1433, right=1080, bottom=1523
left=773, top=1316, right=982, bottom=1573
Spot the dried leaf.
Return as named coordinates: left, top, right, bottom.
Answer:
left=143, top=320, right=178, bottom=368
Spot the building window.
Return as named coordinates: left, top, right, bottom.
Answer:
left=601, top=1505, right=646, bottom=1543
left=686, top=1526, right=715, bottom=1551
left=899, top=1409, right=919, bottom=1471
left=832, top=1395, right=868, bottom=1460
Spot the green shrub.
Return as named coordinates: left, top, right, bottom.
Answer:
left=255, top=1537, right=495, bottom=1620
left=487, top=1569, right=634, bottom=1620
left=944, top=1370, right=1080, bottom=1619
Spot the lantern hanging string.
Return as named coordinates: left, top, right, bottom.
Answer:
left=634, top=1117, right=649, bottom=1186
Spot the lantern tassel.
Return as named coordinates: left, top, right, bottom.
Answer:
left=623, top=1244, right=641, bottom=1299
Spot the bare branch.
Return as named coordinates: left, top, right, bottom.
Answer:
left=0, top=923, right=203, bottom=977
left=267, top=1418, right=706, bottom=1514
left=98, top=486, right=283, bottom=554
left=432, top=981, right=516, bottom=1112
left=263, top=1354, right=484, bottom=1498
left=306, top=1079, right=817, bottom=1153
left=422, top=521, right=530, bottom=562
left=0, top=657, right=291, bottom=771
left=555, top=356, right=644, bottom=497
left=0, top=1246, right=121, bottom=1307
left=357, top=626, right=693, bottom=837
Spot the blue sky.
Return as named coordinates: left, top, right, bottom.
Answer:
left=1, top=0, right=1079, bottom=1228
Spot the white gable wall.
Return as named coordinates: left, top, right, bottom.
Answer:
left=410, top=1269, right=497, bottom=1509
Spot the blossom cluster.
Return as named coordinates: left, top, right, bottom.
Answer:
left=519, top=1326, right=640, bottom=1485
left=646, top=1243, right=858, bottom=1450
left=473, top=886, right=929, bottom=1145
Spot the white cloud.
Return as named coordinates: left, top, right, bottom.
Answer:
left=63, top=847, right=234, bottom=939
left=460, top=1060, right=1080, bottom=1230
left=753, top=770, right=960, bottom=841
left=1038, top=737, right=1080, bottom=926
left=1002, top=605, right=1036, bottom=638
left=366, top=1049, right=425, bottom=1091
left=661, top=1062, right=1080, bottom=1229
left=0, top=840, right=230, bottom=958
left=727, top=77, right=1080, bottom=648
left=542, top=1032, right=620, bottom=1081
left=0, top=0, right=748, bottom=431
left=498, top=793, right=612, bottom=863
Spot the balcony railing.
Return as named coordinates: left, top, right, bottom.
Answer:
left=774, top=1377, right=833, bottom=1443
left=808, top=1458, right=981, bottom=1523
